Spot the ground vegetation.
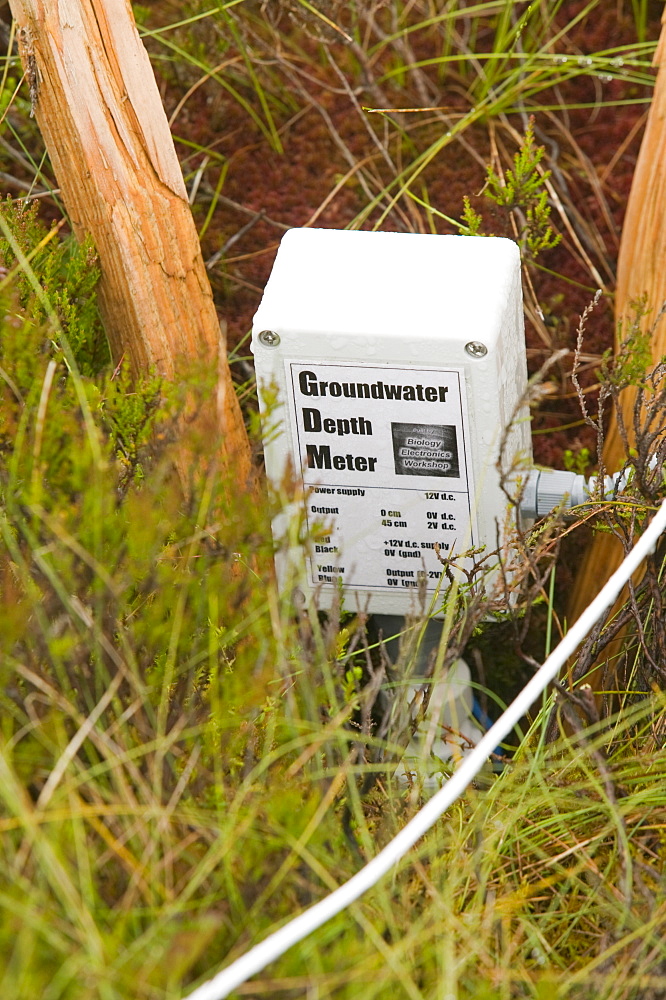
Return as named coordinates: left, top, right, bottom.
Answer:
left=1, top=2, right=666, bottom=997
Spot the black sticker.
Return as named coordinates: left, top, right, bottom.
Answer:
left=391, top=422, right=459, bottom=478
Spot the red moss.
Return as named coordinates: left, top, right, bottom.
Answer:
left=158, top=1, right=662, bottom=469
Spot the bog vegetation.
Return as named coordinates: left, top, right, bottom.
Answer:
left=1, top=3, right=666, bottom=998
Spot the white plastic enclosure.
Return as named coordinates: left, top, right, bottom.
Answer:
left=252, top=228, right=531, bottom=616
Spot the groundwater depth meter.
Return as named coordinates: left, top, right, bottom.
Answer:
left=252, top=228, right=531, bottom=616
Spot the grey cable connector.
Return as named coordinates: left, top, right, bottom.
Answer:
left=520, top=467, right=631, bottom=522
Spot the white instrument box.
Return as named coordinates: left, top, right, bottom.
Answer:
left=252, top=228, right=530, bottom=615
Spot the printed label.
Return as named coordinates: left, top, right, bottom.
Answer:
left=286, top=361, right=475, bottom=598
left=391, top=422, right=460, bottom=478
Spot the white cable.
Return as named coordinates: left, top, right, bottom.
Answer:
left=183, top=499, right=666, bottom=1000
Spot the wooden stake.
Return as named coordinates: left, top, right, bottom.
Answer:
left=8, top=0, right=252, bottom=485
left=568, top=10, right=666, bottom=638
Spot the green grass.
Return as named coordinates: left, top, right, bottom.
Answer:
left=125, top=0, right=659, bottom=354
left=1, top=210, right=665, bottom=998
left=1, top=2, right=666, bottom=997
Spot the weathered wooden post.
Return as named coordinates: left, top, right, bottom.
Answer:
left=568, top=10, right=666, bottom=633
left=7, top=0, right=252, bottom=484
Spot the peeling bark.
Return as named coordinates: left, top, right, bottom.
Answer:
left=8, top=0, right=252, bottom=483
